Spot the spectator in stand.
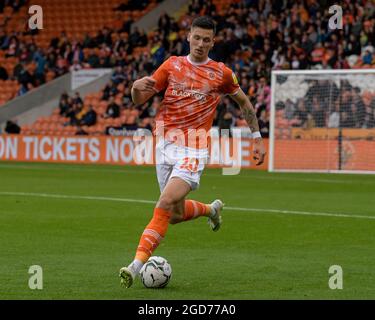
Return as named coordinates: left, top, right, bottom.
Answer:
left=18, top=43, right=31, bottom=63
left=87, top=49, right=100, bottom=68
left=75, top=102, right=90, bottom=125
left=362, top=49, right=373, bottom=65
left=59, top=93, right=72, bottom=116
left=103, top=97, right=120, bottom=119
left=216, top=97, right=236, bottom=136
left=55, top=54, right=68, bottom=77
left=120, top=17, right=134, bottom=34
left=341, top=111, right=356, bottom=128
left=9, top=0, right=26, bottom=12
left=293, top=99, right=309, bottom=127
left=111, top=66, right=127, bottom=85
left=255, top=77, right=271, bottom=111
left=129, top=27, right=141, bottom=48
left=122, top=87, right=132, bottom=106
left=0, top=29, right=10, bottom=49
left=158, top=12, right=171, bottom=32
left=69, top=59, right=82, bottom=72
left=149, top=96, right=160, bottom=118
left=0, top=64, right=8, bottom=80
left=65, top=102, right=83, bottom=126
left=80, top=105, right=97, bottom=127
left=17, top=62, right=34, bottom=89
left=137, top=30, right=148, bottom=47
left=311, top=96, right=326, bottom=127
left=72, top=43, right=84, bottom=63
left=115, top=0, right=148, bottom=11
left=139, top=95, right=160, bottom=126
left=102, top=80, right=119, bottom=100
left=151, top=40, right=166, bottom=68
left=305, top=113, right=316, bottom=129
left=5, top=36, right=19, bottom=58
left=73, top=92, right=83, bottom=105
left=17, top=83, right=28, bottom=96
left=363, top=108, right=375, bottom=128
left=123, top=104, right=139, bottom=129
left=5, top=120, right=21, bottom=134
left=258, top=109, right=269, bottom=138
left=328, top=101, right=340, bottom=128
left=283, top=99, right=296, bottom=120
left=33, top=48, right=46, bottom=84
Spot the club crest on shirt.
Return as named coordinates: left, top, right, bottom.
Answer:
left=232, top=72, right=238, bottom=85
left=207, top=71, right=216, bottom=80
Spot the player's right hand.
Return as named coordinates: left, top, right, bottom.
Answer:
left=133, top=76, right=156, bottom=92
left=253, top=138, right=266, bottom=166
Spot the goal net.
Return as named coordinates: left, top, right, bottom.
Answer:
left=269, top=70, right=375, bottom=173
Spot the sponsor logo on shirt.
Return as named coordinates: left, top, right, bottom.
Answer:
left=171, top=89, right=207, bottom=101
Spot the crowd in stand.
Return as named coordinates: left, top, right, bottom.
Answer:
left=277, top=79, right=375, bottom=130
left=58, top=92, right=97, bottom=129
left=0, top=0, right=26, bottom=13
left=1, top=0, right=375, bottom=135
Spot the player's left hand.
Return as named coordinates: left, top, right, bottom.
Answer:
left=253, top=138, right=266, bottom=166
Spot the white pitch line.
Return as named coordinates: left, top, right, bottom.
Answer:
left=0, top=191, right=155, bottom=204
left=0, top=163, right=373, bottom=185
left=225, top=206, right=375, bottom=220
left=0, top=191, right=374, bottom=221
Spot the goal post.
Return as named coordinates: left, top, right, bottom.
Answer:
left=269, top=69, right=375, bottom=174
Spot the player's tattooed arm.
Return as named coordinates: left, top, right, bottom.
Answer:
left=229, top=89, right=259, bottom=133
left=229, top=88, right=266, bottom=166
left=240, top=102, right=260, bottom=133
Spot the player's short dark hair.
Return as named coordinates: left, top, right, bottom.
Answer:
left=191, top=16, right=216, bottom=35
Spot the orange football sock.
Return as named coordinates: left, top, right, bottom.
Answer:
left=183, top=200, right=211, bottom=221
left=135, top=207, right=171, bottom=263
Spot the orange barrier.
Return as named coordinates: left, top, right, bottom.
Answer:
left=2, top=134, right=373, bottom=171
left=291, top=128, right=375, bottom=140
left=0, top=135, right=269, bottom=170
left=274, top=139, right=375, bottom=171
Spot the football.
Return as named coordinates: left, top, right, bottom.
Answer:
left=140, top=256, right=172, bottom=288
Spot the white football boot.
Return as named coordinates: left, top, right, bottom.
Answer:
left=119, top=266, right=135, bottom=288
left=208, top=199, right=224, bottom=232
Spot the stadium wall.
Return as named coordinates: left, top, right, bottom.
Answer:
left=0, top=134, right=269, bottom=170
left=0, top=70, right=112, bottom=132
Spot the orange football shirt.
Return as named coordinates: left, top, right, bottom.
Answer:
left=151, top=55, right=240, bottom=148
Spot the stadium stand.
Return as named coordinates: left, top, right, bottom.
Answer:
left=0, top=0, right=159, bottom=105
left=2, top=0, right=375, bottom=136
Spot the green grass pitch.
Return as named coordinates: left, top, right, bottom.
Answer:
left=0, top=161, right=374, bottom=299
